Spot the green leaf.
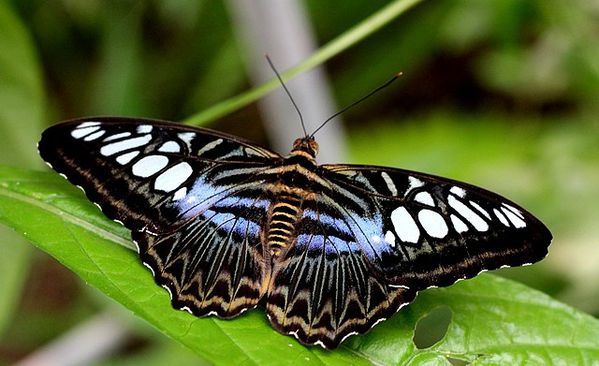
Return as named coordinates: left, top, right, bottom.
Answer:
left=0, top=2, right=45, bottom=335
left=1, top=164, right=598, bottom=365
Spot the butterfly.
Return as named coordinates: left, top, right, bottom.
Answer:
left=38, top=116, right=552, bottom=349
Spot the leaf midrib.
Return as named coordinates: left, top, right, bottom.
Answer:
left=0, top=184, right=133, bottom=249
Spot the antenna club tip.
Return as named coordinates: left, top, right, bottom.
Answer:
left=395, top=71, right=404, bottom=78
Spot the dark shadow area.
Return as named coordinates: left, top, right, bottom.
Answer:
left=413, top=306, right=453, bottom=349
left=446, top=356, right=470, bottom=366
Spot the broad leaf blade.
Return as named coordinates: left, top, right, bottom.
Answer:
left=1, top=164, right=598, bottom=364
left=424, top=277, right=599, bottom=364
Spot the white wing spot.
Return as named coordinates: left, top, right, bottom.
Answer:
left=244, top=147, right=263, bottom=156
left=143, top=262, right=155, bottom=276
left=371, top=317, right=387, bottom=328
left=177, top=132, right=195, bottom=148
left=181, top=306, right=193, bottom=314
left=414, top=191, right=435, bottom=206
left=340, top=331, right=359, bottom=344
left=418, top=209, right=449, bottom=238
left=494, top=208, right=510, bottom=226
left=450, top=214, right=468, bottom=233
left=503, top=203, right=525, bottom=219
left=390, top=206, right=420, bottom=243
left=381, top=172, right=397, bottom=196
left=161, top=284, right=173, bottom=300
left=501, top=206, right=526, bottom=228
left=314, top=341, right=326, bottom=349
left=132, top=155, right=169, bottom=177
left=77, top=121, right=101, bottom=128
left=384, top=230, right=396, bottom=247
left=173, top=187, right=187, bottom=201
left=116, top=151, right=139, bottom=165
left=101, top=135, right=152, bottom=156
left=103, top=132, right=131, bottom=142
left=83, top=129, right=105, bottom=141
left=158, top=140, right=180, bottom=153
left=405, top=176, right=424, bottom=196
left=396, top=302, right=410, bottom=313
left=470, top=201, right=491, bottom=220
left=197, top=138, right=223, bottom=156
left=448, top=196, right=489, bottom=232
left=371, top=235, right=381, bottom=244
left=450, top=186, right=467, bottom=198
left=71, top=126, right=100, bottom=139
left=137, top=125, right=153, bottom=134
left=154, top=162, right=193, bottom=192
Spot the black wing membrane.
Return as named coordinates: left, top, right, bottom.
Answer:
left=322, top=164, right=552, bottom=291
left=39, top=117, right=281, bottom=317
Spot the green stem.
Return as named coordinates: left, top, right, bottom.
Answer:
left=183, top=0, right=423, bottom=126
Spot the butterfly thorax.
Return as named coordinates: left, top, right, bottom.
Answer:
left=290, top=136, right=319, bottom=162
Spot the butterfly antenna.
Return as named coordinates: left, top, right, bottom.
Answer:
left=265, top=55, right=308, bottom=138
left=310, top=72, right=402, bottom=138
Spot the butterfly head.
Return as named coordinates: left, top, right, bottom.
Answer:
left=291, top=136, right=319, bottom=160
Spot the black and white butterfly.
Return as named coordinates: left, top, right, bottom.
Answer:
left=38, top=116, right=551, bottom=349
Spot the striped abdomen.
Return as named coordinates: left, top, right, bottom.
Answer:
left=267, top=193, right=302, bottom=257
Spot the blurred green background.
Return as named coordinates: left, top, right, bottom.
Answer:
left=0, top=0, right=597, bottom=364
